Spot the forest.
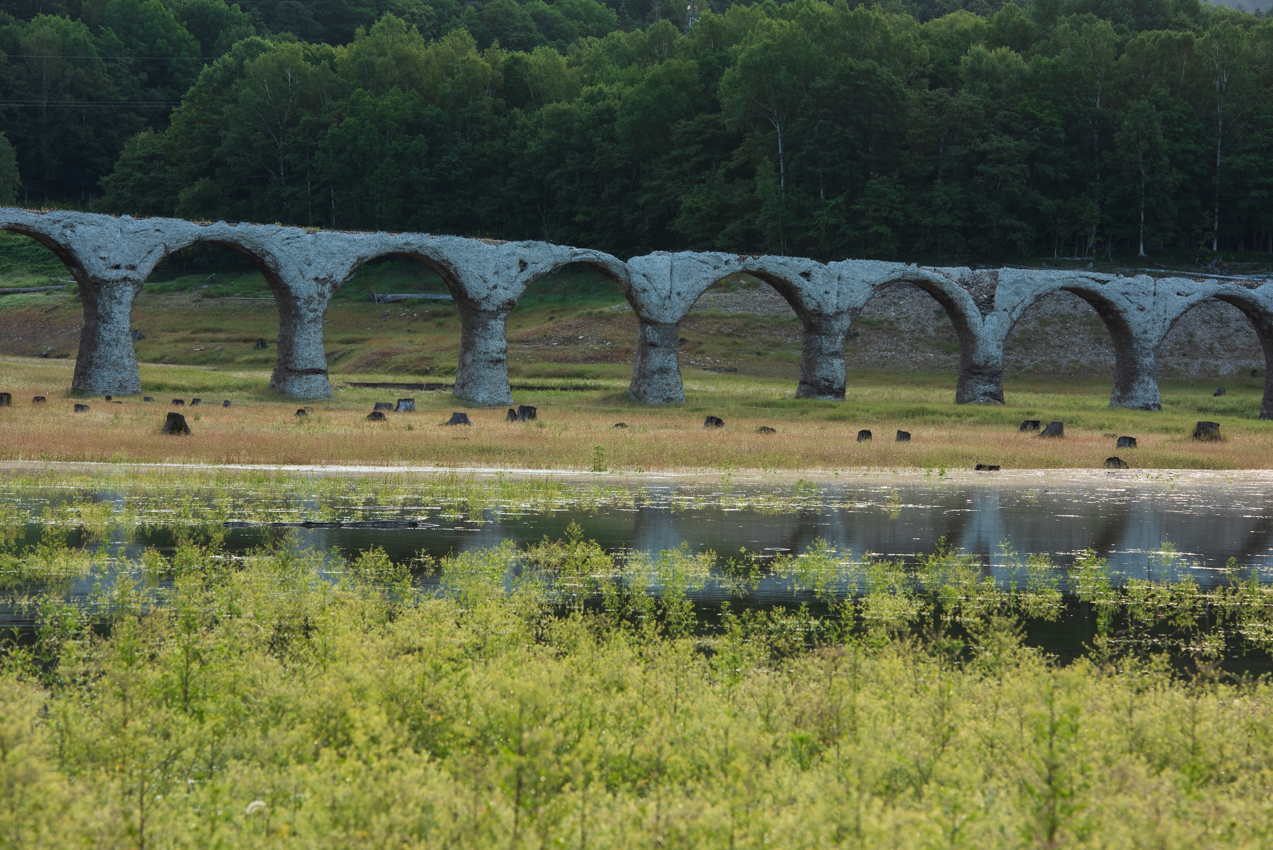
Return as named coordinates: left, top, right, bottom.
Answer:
left=1, top=0, right=1271, bottom=262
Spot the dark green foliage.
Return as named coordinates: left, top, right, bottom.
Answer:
left=0, top=132, right=18, bottom=205
left=2, top=0, right=1271, bottom=262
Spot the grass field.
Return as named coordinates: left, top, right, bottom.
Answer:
left=0, top=354, right=1269, bottom=471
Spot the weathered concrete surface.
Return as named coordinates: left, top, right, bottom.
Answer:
left=3, top=208, right=1272, bottom=417
left=386, top=237, right=573, bottom=407
left=0, top=210, right=176, bottom=394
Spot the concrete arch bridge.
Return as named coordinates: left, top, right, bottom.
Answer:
left=3, top=209, right=1271, bottom=418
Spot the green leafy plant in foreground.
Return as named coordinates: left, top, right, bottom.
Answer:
left=4, top=527, right=1273, bottom=847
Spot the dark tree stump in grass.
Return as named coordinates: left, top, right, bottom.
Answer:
left=295, top=409, right=307, bottom=417
left=33, top=396, right=46, bottom=404
left=517, top=405, right=537, bottom=422
left=703, top=416, right=724, bottom=428
left=171, top=399, right=185, bottom=406
left=104, top=395, right=112, bottom=401
left=1105, top=456, right=1128, bottom=469
left=373, top=402, right=394, bottom=412
left=254, top=338, right=267, bottom=350
left=222, top=400, right=231, bottom=407
left=1019, top=420, right=1041, bottom=432
left=143, top=396, right=154, bottom=402
left=857, top=430, right=872, bottom=441
left=895, top=430, right=911, bottom=442
left=614, top=422, right=628, bottom=429
left=190, top=398, right=202, bottom=406
left=396, top=398, right=415, bottom=413
left=506, top=408, right=518, bottom=422
left=367, top=411, right=387, bottom=421
left=975, top=463, right=1000, bottom=471
left=1192, top=421, right=1222, bottom=441
left=446, top=412, right=472, bottom=426
left=1039, top=421, right=1064, bottom=438
left=757, top=426, right=777, bottom=434
left=1214, top=387, right=1226, bottom=397
left=162, top=412, right=190, bottom=435
left=0, top=393, right=10, bottom=407
left=73, top=403, right=90, bottom=413
left=1117, top=436, right=1137, bottom=449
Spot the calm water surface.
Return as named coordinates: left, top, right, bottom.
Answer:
left=6, top=469, right=1272, bottom=578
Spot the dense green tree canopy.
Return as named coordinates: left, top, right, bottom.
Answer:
left=1, top=0, right=1271, bottom=260
left=0, top=131, right=19, bottom=204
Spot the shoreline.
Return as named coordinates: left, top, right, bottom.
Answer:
left=2, top=459, right=1271, bottom=488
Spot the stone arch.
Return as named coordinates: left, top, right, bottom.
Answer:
left=335, top=236, right=578, bottom=406
left=0, top=211, right=182, bottom=395
left=851, top=267, right=999, bottom=405
left=0, top=222, right=93, bottom=285
left=1159, top=286, right=1273, bottom=420
left=1001, top=276, right=1162, bottom=410
left=150, top=230, right=336, bottom=397
left=502, top=251, right=643, bottom=397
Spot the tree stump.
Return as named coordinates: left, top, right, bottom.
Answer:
left=190, top=398, right=202, bottom=406
left=1104, top=456, right=1128, bottom=469
left=131, top=330, right=145, bottom=341
left=222, top=400, right=231, bottom=407
left=1018, top=420, right=1041, bottom=432
left=143, top=397, right=154, bottom=402
left=757, top=426, right=777, bottom=434
left=104, top=395, right=112, bottom=401
left=1116, top=436, right=1137, bottom=449
left=614, top=422, right=628, bottom=428
left=373, top=402, right=394, bottom=412
left=1214, top=387, right=1226, bottom=397
left=517, top=405, right=537, bottom=422
left=171, top=399, right=185, bottom=406
left=0, top=393, right=10, bottom=407
left=895, top=430, right=911, bottom=442
left=703, top=416, right=724, bottom=428
left=73, top=403, right=90, bottom=413
left=1192, top=421, right=1222, bottom=441
left=367, top=411, right=387, bottom=421
left=395, top=398, right=415, bottom=413
left=857, top=430, right=872, bottom=441
left=254, top=338, right=267, bottom=350
left=446, top=412, right=472, bottom=426
left=506, top=408, right=519, bottom=422
left=32, top=396, right=46, bottom=404
left=295, top=409, right=307, bottom=417
left=975, top=463, right=1000, bottom=471
left=1039, top=421, right=1064, bottom=438
left=162, top=412, right=191, bottom=435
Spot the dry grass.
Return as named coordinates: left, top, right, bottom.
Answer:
left=1, top=355, right=1270, bottom=472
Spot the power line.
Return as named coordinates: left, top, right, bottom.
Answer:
left=0, top=100, right=181, bottom=107
left=5, top=54, right=221, bottom=60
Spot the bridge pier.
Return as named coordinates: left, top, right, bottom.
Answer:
left=454, top=305, right=515, bottom=407
left=955, top=350, right=1005, bottom=405
left=268, top=282, right=334, bottom=399
left=72, top=276, right=145, bottom=396
left=1109, top=332, right=1162, bottom=411
left=631, top=319, right=685, bottom=404
left=796, top=319, right=849, bottom=400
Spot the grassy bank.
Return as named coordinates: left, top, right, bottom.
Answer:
left=0, top=355, right=1270, bottom=471
left=5, top=516, right=1273, bottom=847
